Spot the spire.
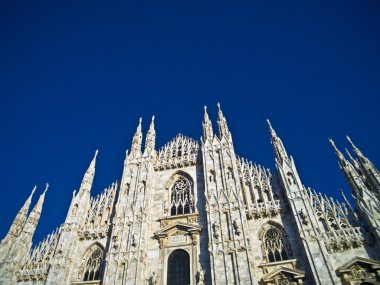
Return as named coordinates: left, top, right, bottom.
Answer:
left=329, top=138, right=347, bottom=164
left=2, top=186, right=36, bottom=241
left=345, top=148, right=361, bottom=171
left=144, top=116, right=156, bottom=155
left=267, top=119, right=277, bottom=137
left=341, top=189, right=360, bottom=226
left=202, top=106, right=214, bottom=142
left=346, top=136, right=380, bottom=195
left=346, top=136, right=365, bottom=160
left=267, top=119, right=289, bottom=163
left=22, top=183, right=49, bottom=236
left=345, top=148, right=356, bottom=163
left=79, top=150, right=98, bottom=194
left=216, top=103, right=230, bottom=139
left=131, top=118, right=143, bottom=155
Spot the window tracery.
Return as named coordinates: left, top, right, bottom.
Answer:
left=170, top=176, right=193, bottom=216
left=262, top=226, right=290, bottom=263
left=82, top=247, right=103, bottom=281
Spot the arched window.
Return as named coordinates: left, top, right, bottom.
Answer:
left=170, top=176, right=193, bottom=216
left=167, top=249, right=190, bottom=285
left=83, top=247, right=103, bottom=281
left=263, top=227, right=290, bottom=263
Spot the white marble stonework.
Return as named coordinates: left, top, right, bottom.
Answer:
left=1, top=105, right=380, bottom=285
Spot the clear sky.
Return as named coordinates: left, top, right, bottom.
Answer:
left=1, top=1, right=379, bottom=243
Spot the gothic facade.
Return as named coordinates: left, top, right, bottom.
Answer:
left=1, top=104, right=380, bottom=285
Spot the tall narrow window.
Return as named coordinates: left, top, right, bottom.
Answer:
left=263, top=227, right=290, bottom=263
left=83, top=247, right=103, bottom=281
left=170, top=177, right=192, bottom=216
left=167, top=249, right=190, bottom=285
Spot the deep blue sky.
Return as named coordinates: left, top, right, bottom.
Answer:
left=1, top=1, right=379, bottom=243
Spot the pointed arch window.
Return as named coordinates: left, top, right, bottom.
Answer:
left=170, top=176, right=193, bottom=216
left=263, top=226, right=291, bottom=263
left=83, top=247, right=103, bottom=281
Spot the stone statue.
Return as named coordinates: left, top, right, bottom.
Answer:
left=197, top=265, right=205, bottom=284
left=233, top=218, right=241, bottom=235
left=212, top=221, right=220, bottom=239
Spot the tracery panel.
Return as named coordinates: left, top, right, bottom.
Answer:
left=262, top=226, right=291, bottom=263
left=170, top=176, right=193, bottom=216
left=82, top=246, right=103, bottom=281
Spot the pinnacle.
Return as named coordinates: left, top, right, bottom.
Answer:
left=328, top=138, right=338, bottom=152
left=31, top=185, right=37, bottom=195
left=346, top=135, right=354, bottom=146
left=266, top=119, right=276, bottom=137
left=43, top=183, right=49, bottom=194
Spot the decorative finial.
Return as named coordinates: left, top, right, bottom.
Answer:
left=139, top=117, right=142, bottom=124
left=152, top=115, right=155, bottom=122
left=217, top=102, right=221, bottom=110
left=32, top=185, right=37, bottom=195
left=204, top=106, right=210, bottom=118
left=44, top=183, right=49, bottom=194
left=95, top=149, right=99, bottom=158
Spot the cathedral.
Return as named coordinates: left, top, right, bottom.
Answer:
left=1, top=104, right=380, bottom=285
